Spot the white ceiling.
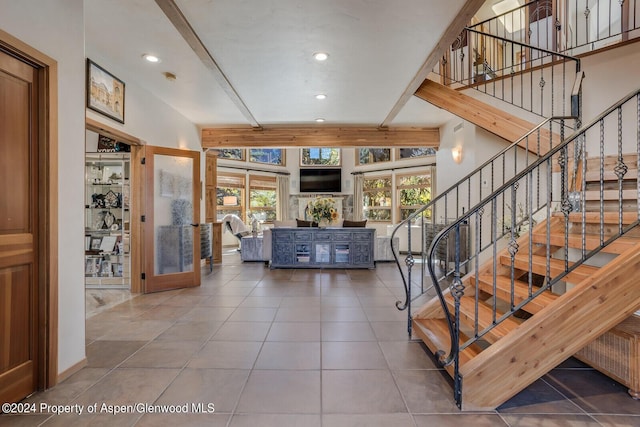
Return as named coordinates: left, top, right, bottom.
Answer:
left=84, top=0, right=480, bottom=130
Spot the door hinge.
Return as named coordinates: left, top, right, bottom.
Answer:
left=141, top=273, right=146, bottom=280
left=141, top=157, right=146, bottom=165
left=141, top=215, right=146, bottom=222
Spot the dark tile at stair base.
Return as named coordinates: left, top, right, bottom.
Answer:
left=544, top=369, right=640, bottom=415
left=498, top=378, right=583, bottom=414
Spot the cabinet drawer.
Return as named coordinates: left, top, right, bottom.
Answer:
left=352, top=232, right=372, bottom=241
left=273, top=231, right=293, bottom=241
left=294, top=231, right=313, bottom=240
left=333, top=232, right=352, bottom=241
left=314, top=232, right=332, bottom=241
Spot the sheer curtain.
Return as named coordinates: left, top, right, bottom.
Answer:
left=352, top=173, right=364, bottom=220
left=276, top=174, right=290, bottom=220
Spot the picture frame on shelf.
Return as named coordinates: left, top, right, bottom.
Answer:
left=85, top=257, right=101, bottom=276
left=90, top=236, right=103, bottom=251
left=86, top=59, right=125, bottom=124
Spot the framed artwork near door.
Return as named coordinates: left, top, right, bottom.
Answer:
left=86, top=59, right=126, bottom=123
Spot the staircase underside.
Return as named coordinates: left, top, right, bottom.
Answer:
left=413, top=233, right=640, bottom=410
left=414, top=79, right=557, bottom=155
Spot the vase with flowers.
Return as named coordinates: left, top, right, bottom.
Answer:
left=307, top=197, right=339, bottom=227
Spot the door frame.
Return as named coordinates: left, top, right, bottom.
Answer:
left=85, top=118, right=145, bottom=294
left=0, top=30, right=58, bottom=388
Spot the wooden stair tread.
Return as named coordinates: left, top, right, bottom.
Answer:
left=500, top=253, right=599, bottom=283
left=556, top=211, right=638, bottom=224
left=445, top=296, right=521, bottom=343
left=584, top=168, right=638, bottom=182
left=472, top=275, right=557, bottom=314
left=412, top=318, right=482, bottom=376
left=531, top=230, right=638, bottom=254
left=584, top=189, right=638, bottom=200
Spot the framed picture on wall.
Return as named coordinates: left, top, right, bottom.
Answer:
left=86, top=59, right=125, bottom=124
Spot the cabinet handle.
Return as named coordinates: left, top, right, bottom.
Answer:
left=191, top=223, right=199, bottom=227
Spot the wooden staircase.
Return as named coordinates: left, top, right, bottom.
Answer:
left=411, top=154, right=640, bottom=411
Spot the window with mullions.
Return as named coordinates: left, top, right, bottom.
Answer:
left=249, top=175, right=277, bottom=222
left=397, top=170, right=434, bottom=221
left=300, top=148, right=340, bottom=166
left=356, top=148, right=391, bottom=165
left=217, top=149, right=245, bottom=161
left=362, top=176, right=392, bottom=222
left=249, top=149, right=285, bottom=166
left=217, top=173, right=245, bottom=221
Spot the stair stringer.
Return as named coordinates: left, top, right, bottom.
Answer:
left=457, top=240, right=640, bottom=411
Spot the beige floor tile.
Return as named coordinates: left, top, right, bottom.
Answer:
left=278, top=296, right=321, bottom=308
left=238, top=296, right=283, bottom=308
left=254, top=342, right=321, bottom=370
left=236, top=370, right=321, bottom=413
left=229, top=414, right=321, bottom=427
left=274, top=306, right=321, bottom=322
left=198, top=295, right=247, bottom=307
left=414, top=414, right=508, bottom=426
left=266, top=322, right=321, bottom=341
left=322, top=370, right=406, bottom=414
left=322, top=342, right=387, bottom=369
left=97, top=320, right=174, bottom=341
left=227, top=307, right=277, bottom=322
left=321, top=322, right=377, bottom=342
left=180, top=307, right=236, bottom=322
left=85, top=340, right=147, bottom=368
left=379, top=341, right=438, bottom=370
left=120, top=341, right=202, bottom=368
left=320, top=296, right=361, bottom=307
left=323, top=413, right=416, bottom=427
left=155, top=368, right=249, bottom=413
left=321, top=306, right=368, bottom=322
left=210, top=321, right=271, bottom=341
left=188, top=341, right=262, bottom=369
left=154, top=320, right=221, bottom=342
left=136, top=413, right=229, bottom=427
left=370, top=321, right=409, bottom=341
left=392, top=369, right=459, bottom=413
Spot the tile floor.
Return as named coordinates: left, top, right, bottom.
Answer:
left=3, top=251, right=640, bottom=426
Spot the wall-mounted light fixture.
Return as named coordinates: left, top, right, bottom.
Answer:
left=452, top=122, right=464, bottom=164
left=223, top=195, right=238, bottom=206
left=451, top=146, right=463, bottom=164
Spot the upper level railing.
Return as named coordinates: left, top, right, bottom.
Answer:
left=426, top=87, right=640, bottom=408
left=470, top=0, right=640, bottom=56
left=436, top=28, right=581, bottom=119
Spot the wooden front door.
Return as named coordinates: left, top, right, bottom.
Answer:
left=143, top=146, right=201, bottom=293
left=0, top=49, right=40, bottom=403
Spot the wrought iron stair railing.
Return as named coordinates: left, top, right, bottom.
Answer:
left=391, top=116, right=576, bottom=334
left=425, top=87, right=640, bottom=409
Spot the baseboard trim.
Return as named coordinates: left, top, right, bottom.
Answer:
left=56, top=358, right=87, bottom=384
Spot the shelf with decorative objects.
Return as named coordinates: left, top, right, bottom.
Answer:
left=85, top=153, right=131, bottom=289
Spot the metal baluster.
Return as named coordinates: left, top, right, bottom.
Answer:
left=405, top=223, right=414, bottom=337
left=450, top=223, right=464, bottom=409
left=616, top=106, right=628, bottom=234
left=600, top=119, right=605, bottom=246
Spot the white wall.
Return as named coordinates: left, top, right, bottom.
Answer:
left=0, top=0, right=203, bottom=376
left=0, top=0, right=86, bottom=375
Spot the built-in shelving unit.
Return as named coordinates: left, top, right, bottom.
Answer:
left=84, top=153, right=131, bottom=288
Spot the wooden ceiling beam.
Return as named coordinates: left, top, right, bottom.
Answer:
left=201, top=126, right=440, bottom=148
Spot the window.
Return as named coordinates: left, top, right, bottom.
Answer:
left=356, top=148, right=391, bottom=165
left=362, top=176, right=392, bottom=222
left=217, top=173, right=245, bottom=221
left=397, top=170, right=434, bottom=221
left=249, top=149, right=285, bottom=166
left=397, top=147, right=437, bottom=160
left=249, top=175, right=277, bottom=222
left=300, top=148, right=340, bottom=166
left=217, top=149, right=245, bottom=161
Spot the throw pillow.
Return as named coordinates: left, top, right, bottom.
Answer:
left=342, top=219, right=367, bottom=227
left=296, top=218, right=318, bottom=227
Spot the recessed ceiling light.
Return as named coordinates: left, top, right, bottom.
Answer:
left=315, top=94, right=327, bottom=100
left=315, top=118, right=325, bottom=123
left=313, top=52, right=329, bottom=61
left=142, top=54, right=160, bottom=63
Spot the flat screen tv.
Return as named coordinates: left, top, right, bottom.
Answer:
left=299, top=168, right=341, bottom=193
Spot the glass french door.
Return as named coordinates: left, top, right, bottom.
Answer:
left=144, top=146, right=201, bottom=293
